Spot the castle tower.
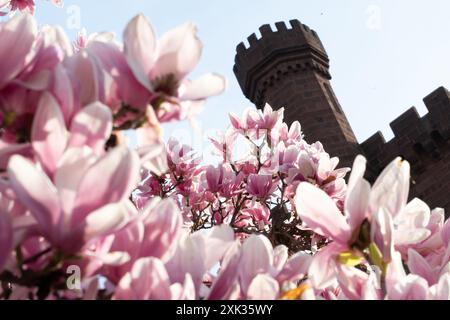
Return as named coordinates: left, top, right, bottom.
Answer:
left=233, top=20, right=360, bottom=168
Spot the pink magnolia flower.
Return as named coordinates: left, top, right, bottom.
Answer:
left=123, top=14, right=225, bottom=122
left=246, top=174, right=276, bottom=199
left=167, top=137, right=201, bottom=177
left=208, top=127, right=237, bottom=163
left=295, top=155, right=409, bottom=289
left=7, top=143, right=140, bottom=253
left=229, top=108, right=258, bottom=132
left=203, top=164, right=242, bottom=197
left=230, top=104, right=283, bottom=133
left=251, top=104, right=284, bottom=131
left=274, top=120, right=302, bottom=147
left=266, top=143, right=299, bottom=175
left=0, top=0, right=35, bottom=14
left=234, top=202, right=271, bottom=230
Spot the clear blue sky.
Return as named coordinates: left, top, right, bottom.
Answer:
left=34, top=0, right=450, bottom=153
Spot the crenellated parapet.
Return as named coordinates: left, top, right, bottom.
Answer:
left=234, top=20, right=331, bottom=108
left=361, top=87, right=450, bottom=179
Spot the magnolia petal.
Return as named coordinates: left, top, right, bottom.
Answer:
left=83, top=202, right=129, bottom=241
left=396, top=198, right=431, bottom=229
left=442, top=219, right=450, bottom=247
left=192, top=224, right=235, bottom=272
left=137, top=143, right=168, bottom=176
left=370, top=208, right=394, bottom=262
left=388, top=274, right=429, bottom=300
left=296, top=182, right=351, bottom=243
left=180, top=73, right=226, bottom=101
left=7, top=155, right=60, bottom=236
left=0, top=14, right=37, bottom=88
left=272, top=245, right=289, bottom=275
left=430, top=273, right=450, bottom=300
left=87, top=41, right=150, bottom=108
left=336, top=264, right=371, bottom=300
left=407, top=249, right=435, bottom=285
left=64, top=51, right=101, bottom=106
left=0, top=143, right=31, bottom=170
left=51, top=64, right=75, bottom=122
left=370, top=157, right=410, bottom=217
left=308, top=242, right=342, bottom=289
left=123, top=14, right=155, bottom=91
left=99, top=251, right=130, bottom=266
left=54, top=147, right=96, bottom=215
left=140, top=198, right=182, bottom=262
left=151, top=22, right=202, bottom=81
left=239, top=235, right=274, bottom=293
left=345, top=177, right=370, bottom=231
left=114, top=257, right=172, bottom=300
left=171, top=273, right=196, bottom=300
left=68, top=101, right=113, bottom=155
left=207, top=246, right=241, bottom=300
left=385, top=251, right=407, bottom=294
left=72, top=146, right=140, bottom=222
left=247, top=274, right=279, bottom=300
left=394, top=228, right=431, bottom=246
left=31, top=92, right=68, bottom=174
left=277, top=251, right=312, bottom=284
left=347, top=155, right=367, bottom=190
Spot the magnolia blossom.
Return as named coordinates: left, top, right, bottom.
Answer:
left=0, top=0, right=62, bottom=15
left=296, top=155, right=410, bottom=289
left=123, top=14, right=225, bottom=122
left=246, top=174, right=276, bottom=199
left=7, top=145, right=139, bottom=253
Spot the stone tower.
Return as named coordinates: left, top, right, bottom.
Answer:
left=233, top=20, right=360, bottom=168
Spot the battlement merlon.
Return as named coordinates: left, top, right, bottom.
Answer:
left=389, top=107, right=422, bottom=138
left=423, top=86, right=450, bottom=112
